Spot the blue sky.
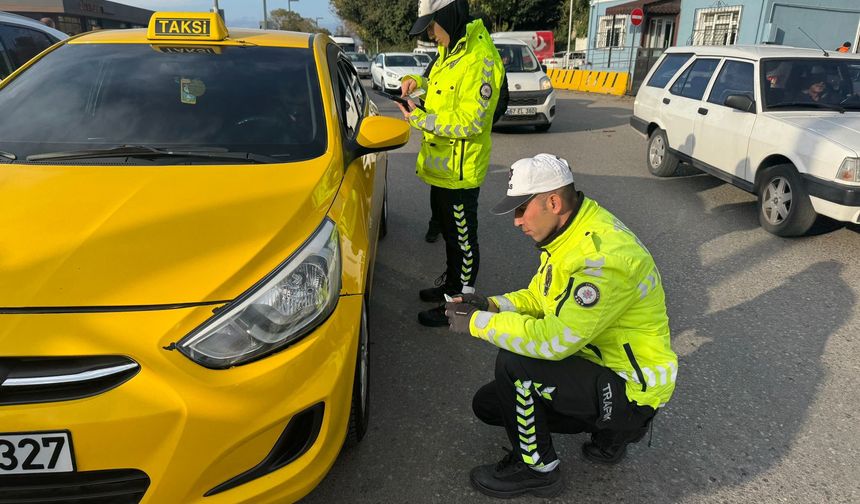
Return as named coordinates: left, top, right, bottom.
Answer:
left=121, top=0, right=342, bottom=32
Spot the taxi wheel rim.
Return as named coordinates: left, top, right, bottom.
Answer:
left=649, top=135, right=665, bottom=167
left=762, top=176, right=792, bottom=225
left=359, top=306, right=369, bottom=413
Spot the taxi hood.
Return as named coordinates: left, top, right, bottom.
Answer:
left=775, top=113, right=860, bottom=156
left=0, top=157, right=341, bottom=308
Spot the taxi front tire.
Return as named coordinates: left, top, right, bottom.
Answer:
left=344, top=298, right=370, bottom=447
left=647, top=128, right=679, bottom=177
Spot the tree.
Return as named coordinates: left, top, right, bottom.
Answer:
left=470, top=0, right=565, bottom=32
left=554, top=0, right=591, bottom=50
left=270, top=9, right=331, bottom=35
left=330, top=0, right=415, bottom=49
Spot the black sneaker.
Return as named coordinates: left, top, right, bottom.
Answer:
left=418, top=273, right=460, bottom=303
left=469, top=448, right=563, bottom=499
left=418, top=305, right=448, bottom=327
left=425, top=220, right=440, bottom=243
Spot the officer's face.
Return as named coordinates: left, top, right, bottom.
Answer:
left=514, top=194, right=558, bottom=242
left=427, top=21, right=450, bottom=47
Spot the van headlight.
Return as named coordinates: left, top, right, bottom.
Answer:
left=836, top=157, right=860, bottom=182
left=178, top=219, right=341, bottom=369
left=540, top=77, right=552, bottom=90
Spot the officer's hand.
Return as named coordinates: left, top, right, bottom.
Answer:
left=450, top=293, right=489, bottom=311
left=445, top=302, right=478, bottom=334
left=395, top=101, right=411, bottom=120
left=401, top=78, right=418, bottom=97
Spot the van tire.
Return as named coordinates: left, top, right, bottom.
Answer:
left=646, top=129, right=679, bottom=177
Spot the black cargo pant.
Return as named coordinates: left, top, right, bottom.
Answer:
left=472, top=350, right=655, bottom=467
left=430, top=185, right=479, bottom=290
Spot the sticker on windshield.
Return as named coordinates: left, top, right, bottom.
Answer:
left=180, top=78, right=206, bottom=105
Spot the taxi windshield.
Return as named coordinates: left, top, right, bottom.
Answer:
left=0, top=43, right=327, bottom=163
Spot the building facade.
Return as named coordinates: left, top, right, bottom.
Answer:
left=0, top=0, right=152, bottom=35
left=585, top=0, right=860, bottom=93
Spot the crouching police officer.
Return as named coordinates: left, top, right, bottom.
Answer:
left=446, top=154, right=678, bottom=498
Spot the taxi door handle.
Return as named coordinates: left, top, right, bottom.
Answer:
left=662, top=97, right=671, bottom=104
left=697, top=107, right=709, bottom=115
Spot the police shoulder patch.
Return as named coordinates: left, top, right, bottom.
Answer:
left=543, top=264, right=553, bottom=296
left=480, top=83, right=492, bottom=100
left=574, top=282, right=600, bottom=307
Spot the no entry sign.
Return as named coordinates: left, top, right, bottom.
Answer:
left=631, top=7, right=644, bottom=26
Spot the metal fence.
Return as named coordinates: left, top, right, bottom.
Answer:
left=688, top=27, right=739, bottom=46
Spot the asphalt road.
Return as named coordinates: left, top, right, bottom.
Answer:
left=302, top=85, right=860, bottom=503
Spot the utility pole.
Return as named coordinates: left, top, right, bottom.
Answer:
left=288, top=0, right=299, bottom=12
left=314, top=17, right=323, bottom=27
left=566, top=0, right=574, bottom=68
left=262, top=0, right=267, bottom=29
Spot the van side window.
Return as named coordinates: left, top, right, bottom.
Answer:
left=707, top=60, right=754, bottom=106
left=669, top=58, right=720, bottom=100
left=0, top=24, right=54, bottom=68
left=646, top=53, right=692, bottom=88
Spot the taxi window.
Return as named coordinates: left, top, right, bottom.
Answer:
left=0, top=43, right=326, bottom=163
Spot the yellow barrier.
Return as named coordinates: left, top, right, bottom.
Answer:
left=545, top=68, right=629, bottom=96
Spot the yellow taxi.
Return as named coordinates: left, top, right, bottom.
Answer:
left=0, top=12, right=408, bottom=503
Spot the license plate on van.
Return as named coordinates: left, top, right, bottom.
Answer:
left=0, top=431, right=75, bottom=475
left=506, top=107, right=537, bottom=116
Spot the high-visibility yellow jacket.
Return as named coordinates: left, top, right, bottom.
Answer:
left=469, top=197, right=678, bottom=409
left=404, top=20, right=503, bottom=189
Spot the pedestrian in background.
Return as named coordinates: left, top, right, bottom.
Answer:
left=446, top=154, right=678, bottom=498
left=39, top=17, right=56, bottom=29
left=837, top=41, right=851, bottom=53
left=396, top=0, right=504, bottom=327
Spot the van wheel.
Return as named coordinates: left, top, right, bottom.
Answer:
left=757, top=164, right=817, bottom=237
left=646, top=129, right=679, bottom=177
left=344, top=300, right=370, bottom=448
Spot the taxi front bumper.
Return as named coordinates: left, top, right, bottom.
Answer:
left=0, top=295, right=362, bottom=503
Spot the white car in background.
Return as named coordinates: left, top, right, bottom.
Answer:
left=632, top=45, right=860, bottom=236
left=346, top=51, right=371, bottom=78
left=543, top=50, right=586, bottom=69
left=370, top=52, right=423, bottom=94
left=492, top=36, right=556, bottom=132
left=412, top=51, right=433, bottom=67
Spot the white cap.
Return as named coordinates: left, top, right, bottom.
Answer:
left=491, top=154, right=574, bottom=215
left=409, top=0, right=456, bottom=35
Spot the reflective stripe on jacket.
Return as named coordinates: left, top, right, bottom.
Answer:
left=405, top=20, right=503, bottom=189
left=469, top=197, right=678, bottom=409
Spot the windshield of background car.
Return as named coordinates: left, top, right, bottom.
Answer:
left=348, top=52, right=368, bottom=62
left=385, top=55, right=418, bottom=67
left=762, top=58, right=860, bottom=111
left=496, top=44, right=539, bottom=73
left=0, top=43, right=327, bottom=162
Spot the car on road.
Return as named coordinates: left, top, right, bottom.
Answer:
left=411, top=51, right=433, bottom=67
left=632, top=45, right=860, bottom=236
left=0, top=11, right=409, bottom=503
left=492, top=36, right=556, bottom=132
left=0, top=11, right=67, bottom=79
left=370, top=52, right=423, bottom=93
left=346, top=51, right=370, bottom=78
left=543, top=50, right=585, bottom=69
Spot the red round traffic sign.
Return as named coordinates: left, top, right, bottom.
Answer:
left=631, top=7, right=644, bottom=26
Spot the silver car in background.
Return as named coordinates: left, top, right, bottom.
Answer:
left=347, top=52, right=371, bottom=78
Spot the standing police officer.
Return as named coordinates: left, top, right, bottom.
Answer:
left=446, top=154, right=678, bottom=498
left=396, top=0, right=504, bottom=327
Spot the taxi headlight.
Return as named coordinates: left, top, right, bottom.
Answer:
left=178, top=219, right=341, bottom=369
left=540, top=77, right=553, bottom=91
left=836, top=157, right=860, bottom=183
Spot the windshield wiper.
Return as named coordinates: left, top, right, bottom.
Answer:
left=0, top=150, right=16, bottom=160
left=768, top=101, right=845, bottom=113
left=25, top=145, right=280, bottom=163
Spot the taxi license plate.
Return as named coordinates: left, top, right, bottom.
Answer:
left=506, top=107, right=537, bottom=116
left=0, top=431, right=75, bottom=475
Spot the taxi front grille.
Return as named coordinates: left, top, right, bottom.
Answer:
left=508, top=89, right=551, bottom=106
left=0, top=469, right=149, bottom=503
left=0, top=356, right=139, bottom=406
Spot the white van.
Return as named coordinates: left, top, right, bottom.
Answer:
left=492, top=36, right=556, bottom=132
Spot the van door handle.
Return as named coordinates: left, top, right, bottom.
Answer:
left=698, top=107, right=709, bottom=115
left=662, top=98, right=671, bottom=104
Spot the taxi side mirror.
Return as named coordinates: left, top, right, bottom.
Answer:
left=725, top=94, right=756, bottom=113
left=353, top=115, right=410, bottom=158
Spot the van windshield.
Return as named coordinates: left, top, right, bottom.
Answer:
left=495, top=44, right=539, bottom=73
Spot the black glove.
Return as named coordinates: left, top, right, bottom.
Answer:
left=445, top=302, right=478, bottom=334
left=455, top=293, right=490, bottom=311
